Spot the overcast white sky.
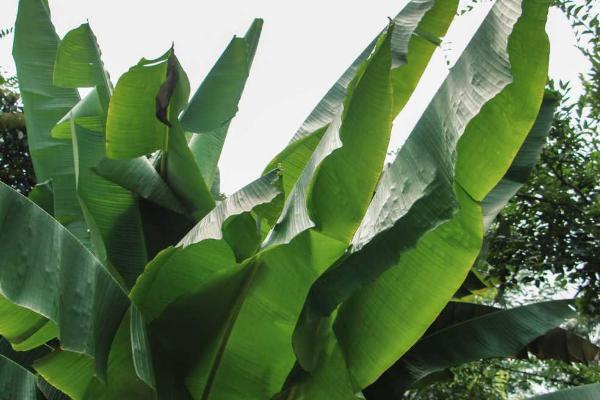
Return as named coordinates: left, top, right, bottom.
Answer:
left=0, top=0, right=591, bottom=193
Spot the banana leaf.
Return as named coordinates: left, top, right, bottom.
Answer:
left=35, top=311, right=154, bottom=400
left=364, top=300, right=576, bottom=398
left=521, top=327, right=600, bottom=364
left=182, top=19, right=263, bottom=188
left=481, top=92, right=558, bottom=228
left=454, top=93, right=558, bottom=299
left=0, top=296, right=55, bottom=352
left=0, top=355, right=37, bottom=400
left=179, top=23, right=402, bottom=400
left=0, top=181, right=129, bottom=381
left=93, top=157, right=186, bottom=214
left=105, top=50, right=174, bottom=159
left=53, top=23, right=149, bottom=288
left=130, top=170, right=283, bottom=397
left=12, top=0, right=87, bottom=243
left=0, top=337, right=51, bottom=400
left=105, top=48, right=215, bottom=219
left=263, top=23, right=394, bottom=247
left=264, top=0, right=459, bottom=197
left=301, top=0, right=553, bottom=390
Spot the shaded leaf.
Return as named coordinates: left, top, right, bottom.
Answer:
left=35, top=312, right=154, bottom=399
left=0, top=355, right=37, bottom=400
left=94, top=156, right=187, bottom=214
left=0, top=181, right=129, bottom=380
left=27, top=180, right=53, bottom=215
left=365, top=300, right=576, bottom=398
left=523, top=327, right=600, bottom=364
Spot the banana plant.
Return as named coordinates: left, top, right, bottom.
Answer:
left=0, top=0, right=586, bottom=399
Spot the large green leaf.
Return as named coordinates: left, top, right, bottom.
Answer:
left=398, top=301, right=598, bottom=370
left=0, top=295, right=57, bottom=352
left=252, top=25, right=399, bottom=381
left=364, top=300, right=576, bottom=398
left=0, top=296, right=52, bottom=350
left=0, top=337, right=51, bottom=400
left=295, top=186, right=478, bottom=396
left=163, top=117, right=216, bottom=219
left=264, top=24, right=394, bottom=247
left=528, top=384, right=600, bottom=400
left=53, top=23, right=149, bottom=288
left=182, top=19, right=263, bottom=188
left=50, top=23, right=111, bottom=139
left=181, top=232, right=346, bottom=399
left=131, top=170, right=281, bottom=319
left=106, top=48, right=215, bottom=218
left=12, top=0, right=87, bottom=243
left=105, top=50, right=172, bottom=159
left=264, top=0, right=459, bottom=197
left=421, top=303, right=598, bottom=365
left=53, top=23, right=112, bottom=110
left=177, top=23, right=402, bottom=400
left=275, top=331, right=358, bottom=400
left=0, top=355, right=37, bottom=400
left=35, top=311, right=153, bottom=400
left=481, top=93, right=558, bottom=228
left=0, top=182, right=129, bottom=380
left=93, top=157, right=186, bottom=214
left=130, top=171, right=286, bottom=397
left=453, top=94, right=557, bottom=300
left=310, top=0, right=553, bottom=389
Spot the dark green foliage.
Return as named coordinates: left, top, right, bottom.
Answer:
left=0, top=83, right=34, bottom=194
left=405, top=358, right=600, bottom=400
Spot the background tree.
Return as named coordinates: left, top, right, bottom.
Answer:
left=0, top=32, right=34, bottom=195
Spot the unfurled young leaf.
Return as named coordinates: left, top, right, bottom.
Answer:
left=155, top=51, right=179, bottom=127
